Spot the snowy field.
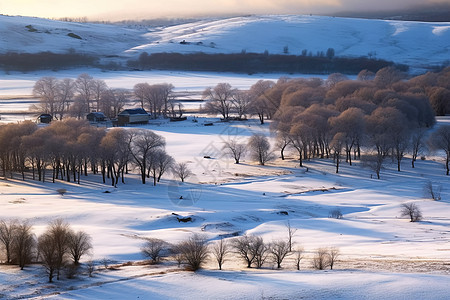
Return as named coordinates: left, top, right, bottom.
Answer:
left=1, top=14, right=449, bottom=71
left=0, top=116, right=449, bottom=299
left=1, top=12, right=450, bottom=296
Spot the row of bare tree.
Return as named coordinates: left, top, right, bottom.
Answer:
left=0, top=119, right=191, bottom=185
left=0, top=219, right=92, bottom=282
left=141, top=226, right=339, bottom=271
left=33, top=74, right=179, bottom=120
left=33, top=74, right=128, bottom=120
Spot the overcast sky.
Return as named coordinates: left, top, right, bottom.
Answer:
left=1, top=0, right=449, bottom=20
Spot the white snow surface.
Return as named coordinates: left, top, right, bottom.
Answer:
left=0, top=117, right=449, bottom=299
left=1, top=14, right=450, bottom=69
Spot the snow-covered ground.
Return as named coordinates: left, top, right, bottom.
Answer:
left=0, top=117, right=449, bottom=299
left=1, top=14, right=449, bottom=70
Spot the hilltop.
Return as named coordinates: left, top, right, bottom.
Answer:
left=1, top=14, right=449, bottom=72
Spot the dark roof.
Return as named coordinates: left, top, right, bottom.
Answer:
left=118, top=108, right=149, bottom=116
left=87, top=112, right=106, bottom=118
left=39, top=114, right=52, bottom=118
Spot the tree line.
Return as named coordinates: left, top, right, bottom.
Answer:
left=0, top=119, right=191, bottom=186
left=128, top=51, right=408, bottom=74
left=202, top=66, right=450, bottom=177
left=33, top=74, right=180, bottom=120
left=141, top=223, right=338, bottom=272
left=0, top=52, right=97, bottom=72
left=0, top=219, right=92, bottom=282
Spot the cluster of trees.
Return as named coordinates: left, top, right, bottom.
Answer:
left=141, top=225, right=339, bottom=272
left=203, top=67, right=450, bottom=177
left=33, top=74, right=182, bottom=121
left=0, top=219, right=92, bottom=282
left=0, top=119, right=191, bottom=185
left=33, top=73, right=129, bottom=120
left=128, top=51, right=406, bottom=74
left=133, top=82, right=181, bottom=118
left=223, top=134, right=274, bottom=166
left=0, top=52, right=97, bottom=72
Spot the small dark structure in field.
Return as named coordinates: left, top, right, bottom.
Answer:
left=86, top=112, right=107, bottom=122
left=117, top=108, right=150, bottom=126
left=38, top=114, right=52, bottom=124
left=170, top=116, right=187, bottom=122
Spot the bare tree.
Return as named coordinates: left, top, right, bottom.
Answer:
left=11, top=221, right=35, bottom=270
left=248, top=134, right=274, bottom=166
left=170, top=243, right=185, bottom=267
left=172, top=162, right=193, bottom=183
left=231, top=90, right=252, bottom=119
left=327, top=247, right=339, bottom=270
left=294, top=247, right=304, bottom=271
left=270, top=240, right=290, bottom=268
left=75, top=73, right=94, bottom=113
left=42, top=219, right=71, bottom=280
left=67, top=230, right=92, bottom=265
left=410, top=127, right=427, bottom=168
left=147, top=149, right=174, bottom=185
left=134, top=82, right=149, bottom=109
left=365, top=107, right=405, bottom=178
left=100, top=88, right=128, bottom=119
left=0, top=219, right=17, bottom=264
left=100, top=128, right=132, bottom=186
left=38, top=232, right=59, bottom=282
left=223, top=139, right=247, bottom=164
left=233, top=235, right=256, bottom=268
left=33, top=77, right=59, bottom=118
left=330, top=132, right=345, bottom=173
left=90, top=79, right=108, bottom=112
left=423, top=180, right=442, bottom=201
left=400, top=203, right=423, bottom=222
left=177, top=234, right=209, bottom=271
left=212, top=238, right=230, bottom=270
left=286, top=221, right=297, bottom=252
left=248, top=80, right=276, bottom=124
left=328, top=107, right=366, bottom=165
left=140, top=83, right=174, bottom=117
left=251, top=236, right=269, bottom=268
left=203, top=83, right=235, bottom=119
left=129, top=129, right=166, bottom=184
left=56, top=78, right=75, bottom=120
left=275, top=131, right=291, bottom=160
left=429, top=125, right=450, bottom=175
left=312, top=248, right=329, bottom=270
left=141, top=238, right=167, bottom=264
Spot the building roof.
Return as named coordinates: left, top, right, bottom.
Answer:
left=118, top=108, right=148, bottom=116
left=87, top=112, right=106, bottom=118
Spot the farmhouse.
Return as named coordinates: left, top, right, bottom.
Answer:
left=117, top=108, right=150, bottom=126
left=86, top=112, right=107, bottom=122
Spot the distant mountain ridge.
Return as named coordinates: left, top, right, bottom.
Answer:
left=1, top=14, right=449, bottom=71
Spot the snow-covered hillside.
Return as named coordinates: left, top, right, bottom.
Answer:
left=1, top=14, right=449, bottom=70
left=0, top=14, right=144, bottom=57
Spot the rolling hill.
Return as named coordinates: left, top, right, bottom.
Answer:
left=1, top=14, right=449, bottom=71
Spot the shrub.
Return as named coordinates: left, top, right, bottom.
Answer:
left=312, top=248, right=329, bottom=270
left=328, top=209, right=343, bottom=219
left=400, top=203, right=423, bottom=222
left=176, top=234, right=209, bottom=271
left=141, top=238, right=167, bottom=264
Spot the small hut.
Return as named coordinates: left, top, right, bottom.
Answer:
left=38, top=114, right=52, bottom=124
left=117, top=108, right=150, bottom=126
left=87, top=112, right=107, bottom=122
